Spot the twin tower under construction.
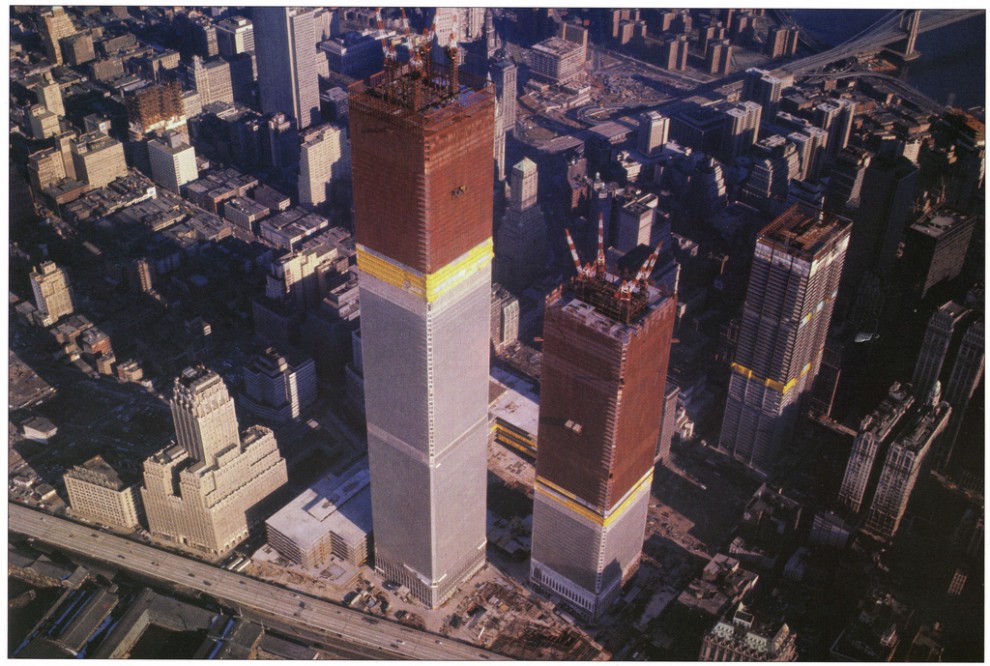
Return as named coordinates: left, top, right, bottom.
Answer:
left=349, top=52, right=675, bottom=615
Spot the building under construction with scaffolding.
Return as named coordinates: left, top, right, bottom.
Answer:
left=530, top=224, right=676, bottom=619
left=349, top=35, right=495, bottom=608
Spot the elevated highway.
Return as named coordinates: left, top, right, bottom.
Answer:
left=9, top=503, right=508, bottom=661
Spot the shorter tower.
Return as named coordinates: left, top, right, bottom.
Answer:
left=530, top=229, right=675, bottom=618
left=494, top=158, right=547, bottom=292
left=64, top=455, right=143, bottom=530
left=142, top=367, right=287, bottom=557
left=298, top=123, right=350, bottom=209
left=148, top=131, right=198, bottom=193
left=637, top=111, right=669, bottom=157
left=864, top=393, right=950, bottom=539
left=30, top=261, right=75, bottom=327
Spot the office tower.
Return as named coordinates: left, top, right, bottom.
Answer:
left=638, top=111, right=669, bottom=157
left=33, top=76, right=64, bottom=118
left=719, top=207, right=851, bottom=474
left=141, top=367, right=287, bottom=557
left=933, top=319, right=985, bottom=472
left=28, top=148, right=67, bottom=192
left=64, top=455, right=143, bottom=530
left=191, top=55, right=234, bottom=106
left=299, top=123, right=350, bottom=209
left=706, top=39, right=733, bottom=77
left=700, top=602, right=798, bottom=661
left=911, top=301, right=969, bottom=401
left=490, top=284, right=520, bottom=354
left=864, top=394, right=951, bottom=539
left=787, top=127, right=829, bottom=181
left=721, top=101, right=762, bottom=163
left=147, top=131, right=198, bottom=193
left=843, top=155, right=919, bottom=291
left=494, top=158, right=547, bottom=292
left=531, top=237, right=675, bottom=619
left=825, top=145, right=871, bottom=213
left=431, top=7, right=464, bottom=47
left=30, top=261, right=75, bottom=327
left=656, top=384, right=680, bottom=463
left=349, top=50, right=495, bottom=607
left=61, top=31, right=95, bottom=65
left=742, top=68, right=782, bottom=119
left=902, top=209, right=975, bottom=299
left=491, top=59, right=517, bottom=135
left=72, top=132, right=127, bottom=190
left=241, top=347, right=318, bottom=424
left=28, top=105, right=60, bottom=140
left=264, top=112, right=299, bottom=178
left=494, top=97, right=507, bottom=181
left=190, top=16, right=219, bottom=58
left=838, top=383, right=914, bottom=513
left=39, top=6, right=77, bottom=65
left=529, top=37, right=586, bottom=84
left=217, top=16, right=255, bottom=56
left=616, top=197, right=656, bottom=252
left=254, top=7, right=320, bottom=129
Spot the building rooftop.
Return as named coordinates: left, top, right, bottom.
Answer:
left=909, top=208, right=972, bottom=239
left=532, top=36, right=583, bottom=57
left=489, top=366, right=540, bottom=440
left=758, top=205, right=849, bottom=260
left=266, top=461, right=373, bottom=550
left=65, top=455, right=135, bottom=490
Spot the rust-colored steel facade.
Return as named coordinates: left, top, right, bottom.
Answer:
left=349, top=68, right=495, bottom=274
left=538, top=289, right=676, bottom=510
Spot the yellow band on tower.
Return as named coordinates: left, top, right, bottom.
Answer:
left=356, top=239, right=494, bottom=303
left=535, top=469, right=654, bottom=528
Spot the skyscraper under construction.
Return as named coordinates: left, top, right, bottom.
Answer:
left=720, top=206, right=851, bottom=474
left=349, top=40, right=495, bottom=608
left=530, top=227, right=675, bottom=618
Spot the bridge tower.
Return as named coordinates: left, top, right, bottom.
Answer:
left=886, top=9, right=922, bottom=63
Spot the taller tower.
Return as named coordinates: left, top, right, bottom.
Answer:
left=720, top=206, right=850, bottom=474
left=531, top=234, right=676, bottom=619
left=254, top=7, right=320, bottom=129
left=30, top=261, right=75, bottom=327
left=349, top=47, right=495, bottom=608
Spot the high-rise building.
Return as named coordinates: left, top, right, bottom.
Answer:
left=39, top=6, right=77, bottom=65
left=61, top=31, right=96, bottom=65
left=719, top=207, right=851, bottom=474
left=30, top=261, right=75, bottom=327
left=824, top=145, right=871, bottom=213
left=656, top=384, right=680, bottom=463
left=529, top=37, right=586, bottom=84
left=28, top=105, right=60, bottom=140
left=837, top=382, right=915, bottom=513
left=660, top=34, right=689, bottom=71
left=299, top=123, right=350, bottom=209
left=530, top=237, right=675, bottom=619
left=28, top=148, right=67, bottom=192
left=349, top=52, right=495, bottom=607
left=720, top=101, right=762, bottom=163
left=494, top=158, right=547, bottom=292
left=700, top=602, right=798, bottom=661
left=216, top=16, right=255, bottom=56
left=911, top=301, right=971, bottom=402
left=705, top=39, right=733, bottom=77
left=141, top=367, right=287, bottom=557
left=254, top=7, right=320, bottom=129
left=241, top=347, right=318, bottom=424
left=491, top=59, right=517, bottom=137
left=766, top=25, right=799, bottom=59
left=933, top=319, right=984, bottom=472
left=843, top=154, right=919, bottom=291
left=147, top=131, right=198, bottom=193
left=190, top=55, right=234, bottom=106
left=638, top=111, right=669, bottom=157
left=616, top=197, right=656, bottom=252
left=64, top=455, right=143, bottom=530
left=864, top=393, right=951, bottom=539
left=742, top=68, right=782, bottom=119
left=787, top=126, right=829, bottom=182
left=33, top=76, right=65, bottom=118
left=902, top=209, right=975, bottom=299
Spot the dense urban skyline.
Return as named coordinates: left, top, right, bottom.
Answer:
left=8, top=6, right=984, bottom=661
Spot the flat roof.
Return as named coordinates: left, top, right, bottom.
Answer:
left=266, top=461, right=372, bottom=549
left=490, top=366, right=540, bottom=437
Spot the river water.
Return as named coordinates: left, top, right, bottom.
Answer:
left=791, top=10, right=986, bottom=109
